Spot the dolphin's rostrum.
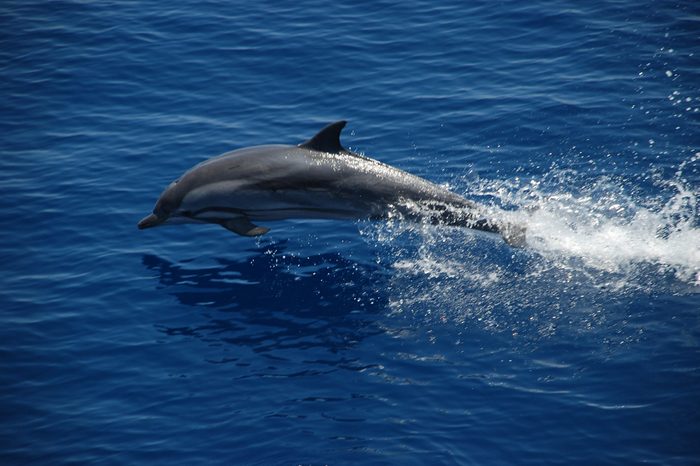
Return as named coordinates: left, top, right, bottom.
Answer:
left=138, top=121, right=525, bottom=246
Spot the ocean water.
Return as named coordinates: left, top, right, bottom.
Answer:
left=2, top=0, right=699, bottom=464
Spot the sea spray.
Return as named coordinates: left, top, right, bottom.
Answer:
left=361, top=156, right=699, bottom=340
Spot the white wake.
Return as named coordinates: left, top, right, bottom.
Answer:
left=361, top=154, right=699, bottom=340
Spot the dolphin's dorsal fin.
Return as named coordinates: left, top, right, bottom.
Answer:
left=299, top=120, right=347, bottom=153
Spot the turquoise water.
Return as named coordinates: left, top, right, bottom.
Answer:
left=2, top=1, right=699, bottom=464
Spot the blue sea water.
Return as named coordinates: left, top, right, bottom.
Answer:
left=2, top=0, right=699, bottom=464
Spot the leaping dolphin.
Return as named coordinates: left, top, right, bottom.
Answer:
left=138, top=121, right=525, bottom=246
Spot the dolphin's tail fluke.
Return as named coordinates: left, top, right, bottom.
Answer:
left=499, top=222, right=527, bottom=247
left=426, top=205, right=527, bottom=247
left=467, top=217, right=527, bottom=247
left=395, top=200, right=527, bottom=247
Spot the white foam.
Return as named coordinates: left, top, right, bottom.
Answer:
left=361, top=155, right=699, bottom=337
left=519, top=181, right=700, bottom=283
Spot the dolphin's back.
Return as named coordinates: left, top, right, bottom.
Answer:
left=177, top=144, right=474, bottom=221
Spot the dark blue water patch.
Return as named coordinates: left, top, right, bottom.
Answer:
left=144, top=245, right=388, bottom=355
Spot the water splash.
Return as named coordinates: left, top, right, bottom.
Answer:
left=496, top=157, right=699, bottom=285
left=360, top=155, right=699, bottom=340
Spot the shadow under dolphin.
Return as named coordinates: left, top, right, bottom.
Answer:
left=142, top=242, right=388, bottom=355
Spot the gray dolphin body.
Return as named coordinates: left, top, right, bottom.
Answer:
left=138, top=121, right=525, bottom=246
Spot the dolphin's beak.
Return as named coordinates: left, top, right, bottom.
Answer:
left=138, top=213, right=164, bottom=230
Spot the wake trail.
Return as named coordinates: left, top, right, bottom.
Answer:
left=504, top=169, right=699, bottom=286
left=361, top=154, right=699, bottom=336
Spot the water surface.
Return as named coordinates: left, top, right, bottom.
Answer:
left=2, top=0, right=699, bottom=464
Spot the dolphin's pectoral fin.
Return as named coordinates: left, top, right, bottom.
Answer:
left=221, top=217, right=270, bottom=237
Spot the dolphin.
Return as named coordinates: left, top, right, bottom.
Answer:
left=138, top=121, right=525, bottom=246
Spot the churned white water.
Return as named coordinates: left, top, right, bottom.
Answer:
left=362, top=154, right=699, bottom=337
